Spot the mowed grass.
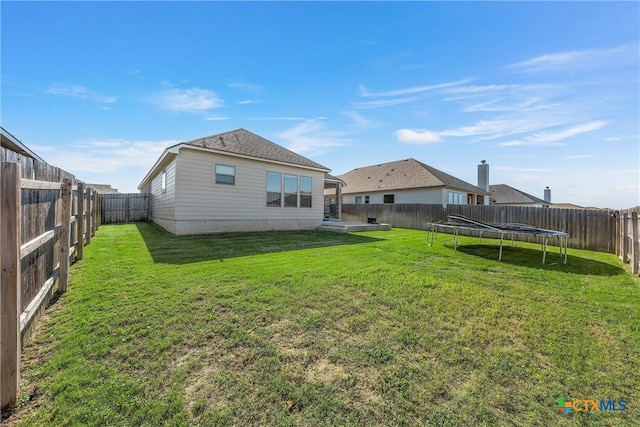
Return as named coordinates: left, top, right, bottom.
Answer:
left=10, top=223, right=640, bottom=426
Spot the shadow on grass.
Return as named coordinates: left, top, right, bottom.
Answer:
left=451, top=244, right=625, bottom=276
left=135, top=222, right=384, bottom=265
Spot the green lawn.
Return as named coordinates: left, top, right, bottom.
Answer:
left=9, top=223, right=639, bottom=426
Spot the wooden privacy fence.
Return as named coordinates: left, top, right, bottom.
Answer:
left=1, top=151, right=99, bottom=408
left=616, top=207, right=640, bottom=275
left=342, top=204, right=618, bottom=253
left=101, top=193, right=150, bottom=224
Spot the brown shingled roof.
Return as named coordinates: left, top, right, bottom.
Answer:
left=337, top=158, right=490, bottom=195
left=489, top=184, right=547, bottom=205
left=179, top=128, right=329, bottom=171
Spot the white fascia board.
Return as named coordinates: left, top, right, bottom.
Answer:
left=137, top=145, right=180, bottom=190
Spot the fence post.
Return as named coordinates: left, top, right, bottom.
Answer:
left=632, top=212, right=639, bottom=275
left=76, top=183, right=84, bottom=260
left=614, top=211, right=621, bottom=257
left=622, top=213, right=629, bottom=263
left=1, top=162, right=21, bottom=407
left=125, top=195, right=130, bottom=223
left=91, top=190, right=97, bottom=236
left=85, top=188, right=92, bottom=245
left=58, top=179, right=72, bottom=293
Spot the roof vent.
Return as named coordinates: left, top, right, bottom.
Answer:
left=219, top=136, right=226, bottom=147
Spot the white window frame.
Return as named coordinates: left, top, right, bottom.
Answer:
left=448, top=191, right=465, bottom=205
left=266, top=171, right=282, bottom=207
left=215, top=164, right=236, bottom=185
left=284, top=174, right=298, bottom=208
left=300, top=176, right=312, bottom=208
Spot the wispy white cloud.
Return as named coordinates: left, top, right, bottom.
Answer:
left=394, top=128, right=441, bottom=145
left=608, top=168, right=639, bottom=176
left=45, top=139, right=176, bottom=174
left=46, top=84, right=117, bottom=103
left=277, top=120, right=351, bottom=156
left=441, top=83, right=555, bottom=94
left=155, top=87, right=223, bottom=112
left=227, top=81, right=262, bottom=93
left=359, top=79, right=473, bottom=98
left=499, top=121, right=608, bottom=146
left=493, top=166, right=547, bottom=172
left=463, top=97, right=555, bottom=113
left=204, top=116, right=228, bottom=121
left=351, top=95, right=423, bottom=109
left=249, top=116, right=314, bottom=121
left=237, top=99, right=263, bottom=105
left=343, top=110, right=377, bottom=129
left=506, top=45, right=636, bottom=73
left=565, top=154, right=593, bottom=160
left=441, top=118, right=562, bottom=140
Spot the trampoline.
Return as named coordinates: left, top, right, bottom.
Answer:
left=426, top=215, right=569, bottom=265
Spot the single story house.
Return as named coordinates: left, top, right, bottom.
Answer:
left=489, top=184, right=550, bottom=207
left=138, top=129, right=335, bottom=235
left=329, top=158, right=490, bottom=206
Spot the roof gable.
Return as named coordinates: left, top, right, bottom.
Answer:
left=489, top=184, right=547, bottom=205
left=180, top=128, right=329, bottom=171
left=338, top=158, right=489, bottom=195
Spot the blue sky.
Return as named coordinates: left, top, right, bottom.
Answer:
left=2, top=1, right=638, bottom=208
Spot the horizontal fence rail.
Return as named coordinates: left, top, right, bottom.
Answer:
left=1, top=147, right=100, bottom=408
left=101, top=193, right=150, bottom=224
left=342, top=204, right=618, bottom=253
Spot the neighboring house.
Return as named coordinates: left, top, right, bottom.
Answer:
left=489, top=184, right=550, bottom=207
left=87, top=184, right=119, bottom=194
left=1, top=126, right=46, bottom=162
left=138, top=129, right=332, bottom=235
left=331, top=158, right=490, bottom=206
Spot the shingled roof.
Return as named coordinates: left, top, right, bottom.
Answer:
left=337, top=158, right=490, bottom=195
left=489, top=184, right=548, bottom=205
left=177, top=128, right=329, bottom=171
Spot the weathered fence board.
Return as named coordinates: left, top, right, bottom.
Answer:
left=100, top=193, right=150, bottom=224
left=617, top=207, right=640, bottom=274
left=1, top=163, right=21, bottom=409
left=342, top=204, right=617, bottom=253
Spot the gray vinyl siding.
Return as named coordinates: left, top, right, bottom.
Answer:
left=344, top=188, right=446, bottom=205
left=171, top=148, right=325, bottom=233
left=150, top=159, right=177, bottom=223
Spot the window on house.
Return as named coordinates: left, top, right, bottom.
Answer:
left=384, top=194, right=395, bottom=204
left=284, top=174, right=298, bottom=207
left=161, top=170, right=167, bottom=192
left=215, top=164, right=235, bottom=185
left=477, top=195, right=485, bottom=205
left=266, top=172, right=282, bottom=207
left=364, top=195, right=370, bottom=204
left=355, top=196, right=362, bottom=204
left=300, top=176, right=312, bottom=208
left=448, top=191, right=464, bottom=205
